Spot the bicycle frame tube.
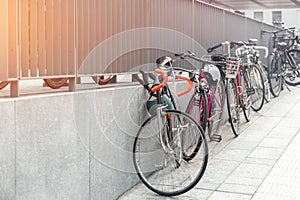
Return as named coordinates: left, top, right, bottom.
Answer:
left=207, top=85, right=223, bottom=122
left=188, top=91, right=202, bottom=123
left=207, top=86, right=214, bottom=117
left=236, top=69, right=243, bottom=100
left=286, top=50, right=297, bottom=69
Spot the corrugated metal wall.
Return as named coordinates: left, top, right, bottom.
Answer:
left=0, top=0, right=276, bottom=82
left=19, top=0, right=76, bottom=78
left=0, top=0, right=18, bottom=81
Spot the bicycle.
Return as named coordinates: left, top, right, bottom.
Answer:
left=261, top=27, right=300, bottom=97
left=208, top=41, right=252, bottom=137
left=235, top=41, right=269, bottom=111
left=171, top=52, right=226, bottom=142
left=133, top=66, right=208, bottom=196
left=135, top=56, right=205, bottom=162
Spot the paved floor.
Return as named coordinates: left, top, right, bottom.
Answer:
left=118, top=85, right=300, bottom=200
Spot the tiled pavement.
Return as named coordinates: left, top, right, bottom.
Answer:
left=119, top=86, right=300, bottom=200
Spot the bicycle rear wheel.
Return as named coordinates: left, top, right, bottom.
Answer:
left=268, top=56, right=282, bottom=97
left=285, top=49, right=300, bottom=86
left=226, top=78, right=241, bottom=137
left=207, top=81, right=225, bottom=142
left=133, top=110, right=208, bottom=196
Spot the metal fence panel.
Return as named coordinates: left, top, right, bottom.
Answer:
left=77, top=0, right=278, bottom=75
left=0, top=0, right=18, bottom=81
left=0, top=0, right=278, bottom=82
left=18, top=0, right=76, bottom=79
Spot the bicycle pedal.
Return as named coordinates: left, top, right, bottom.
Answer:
left=246, top=87, right=255, bottom=95
left=211, top=134, right=222, bottom=142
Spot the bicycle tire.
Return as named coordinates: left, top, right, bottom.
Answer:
left=285, top=49, right=300, bottom=86
left=207, top=80, right=225, bottom=140
left=92, top=75, right=116, bottom=85
left=249, top=65, right=265, bottom=112
left=99, top=75, right=115, bottom=85
left=226, top=78, right=241, bottom=137
left=43, top=78, right=68, bottom=89
left=268, top=56, right=282, bottom=97
left=0, top=81, right=9, bottom=90
left=184, top=90, right=207, bottom=161
left=240, top=69, right=251, bottom=122
left=260, top=64, right=271, bottom=103
left=133, top=110, right=208, bottom=196
left=185, top=90, right=208, bottom=132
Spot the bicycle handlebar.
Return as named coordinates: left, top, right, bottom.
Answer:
left=207, top=41, right=244, bottom=53
left=235, top=45, right=269, bottom=58
left=261, top=27, right=296, bottom=35
left=175, top=74, right=194, bottom=97
left=151, top=67, right=194, bottom=96
left=151, top=69, right=168, bottom=92
left=254, top=46, right=269, bottom=58
left=175, top=52, right=207, bottom=64
left=207, top=43, right=222, bottom=53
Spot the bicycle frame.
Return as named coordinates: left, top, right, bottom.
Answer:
left=152, top=68, right=195, bottom=164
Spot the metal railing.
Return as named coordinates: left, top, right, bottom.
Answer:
left=0, top=0, right=277, bottom=96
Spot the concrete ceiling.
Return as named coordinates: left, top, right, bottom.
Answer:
left=205, top=0, right=300, bottom=10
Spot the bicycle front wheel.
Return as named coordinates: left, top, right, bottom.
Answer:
left=240, top=68, right=251, bottom=122
left=226, top=78, right=241, bottom=137
left=133, top=110, right=208, bottom=196
left=260, top=64, right=271, bottom=103
left=268, top=56, right=282, bottom=97
left=249, top=65, right=265, bottom=112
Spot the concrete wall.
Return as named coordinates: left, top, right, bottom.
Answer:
left=0, top=82, right=191, bottom=200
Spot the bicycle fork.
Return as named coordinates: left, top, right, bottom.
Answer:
left=156, top=106, right=183, bottom=168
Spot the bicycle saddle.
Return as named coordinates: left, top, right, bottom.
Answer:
left=211, top=54, right=226, bottom=62
left=277, top=42, right=287, bottom=49
left=248, top=38, right=258, bottom=45
left=156, top=56, right=173, bottom=68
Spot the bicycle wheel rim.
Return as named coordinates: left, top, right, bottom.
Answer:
left=240, top=68, right=251, bottom=121
left=260, top=64, right=271, bottom=103
left=249, top=65, right=265, bottom=112
left=285, top=49, right=300, bottom=86
left=226, top=79, right=240, bottom=137
left=43, top=78, right=68, bottom=89
left=133, top=110, right=208, bottom=196
left=268, top=57, right=282, bottom=97
left=264, top=82, right=271, bottom=103
left=184, top=91, right=207, bottom=161
left=185, top=91, right=208, bottom=132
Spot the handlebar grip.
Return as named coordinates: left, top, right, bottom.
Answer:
left=175, top=75, right=194, bottom=97
left=151, top=69, right=168, bottom=92
left=207, top=43, right=222, bottom=53
left=230, top=41, right=244, bottom=47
